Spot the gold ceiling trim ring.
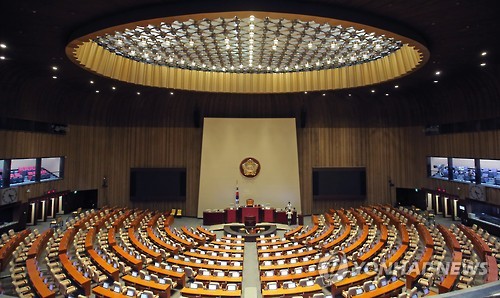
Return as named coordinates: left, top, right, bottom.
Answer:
left=66, top=11, right=429, bottom=93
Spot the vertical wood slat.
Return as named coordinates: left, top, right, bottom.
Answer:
left=2, top=125, right=500, bottom=216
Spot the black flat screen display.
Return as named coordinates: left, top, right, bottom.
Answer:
left=313, top=167, right=366, bottom=200
left=130, top=168, right=186, bottom=201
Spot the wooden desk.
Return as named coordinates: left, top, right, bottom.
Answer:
left=295, top=225, right=319, bottom=242
left=437, top=251, right=462, bottom=293
left=331, top=271, right=377, bottom=295
left=0, top=229, right=29, bottom=270
left=28, top=228, right=53, bottom=258
left=108, top=227, right=117, bottom=246
left=458, top=224, right=492, bottom=260
left=200, top=245, right=243, bottom=254
left=197, top=226, right=216, bottom=240
left=307, top=224, right=335, bottom=246
left=182, top=226, right=206, bottom=244
left=195, top=273, right=242, bottom=285
left=146, top=265, right=186, bottom=288
left=112, top=210, right=133, bottom=229
left=59, top=253, right=91, bottom=296
left=164, top=227, right=194, bottom=249
left=259, top=248, right=318, bottom=261
left=258, top=244, right=304, bottom=254
left=181, top=287, right=241, bottom=297
left=285, top=225, right=303, bottom=239
left=358, top=225, right=387, bottom=263
left=88, top=248, right=120, bottom=280
left=184, top=250, right=244, bottom=262
left=128, top=228, right=162, bottom=262
left=257, top=239, right=289, bottom=247
left=85, top=227, right=97, bottom=249
left=344, top=224, right=369, bottom=255
left=406, top=247, right=433, bottom=288
left=93, top=286, right=129, bottom=298
left=26, top=258, right=56, bottom=298
left=322, top=224, right=351, bottom=253
left=385, top=244, right=408, bottom=268
left=262, top=283, right=322, bottom=297
left=58, top=228, right=76, bottom=254
left=112, top=243, right=143, bottom=270
left=122, top=275, right=170, bottom=298
left=168, top=257, right=243, bottom=271
left=486, top=255, right=499, bottom=283
left=354, top=280, right=405, bottom=297
left=147, top=226, right=179, bottom=254
left=416, top=224, right=434, bottom=248
left=438, top=225, right=461, bottom=251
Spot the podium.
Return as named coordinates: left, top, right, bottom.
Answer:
left=241, top=206, right=260, bottom=223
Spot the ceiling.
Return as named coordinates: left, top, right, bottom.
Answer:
left=0, top=0, right=499, bottom=127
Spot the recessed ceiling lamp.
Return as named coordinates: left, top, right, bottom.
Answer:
left=0, top=44, right=6, bottom=49
left=67, top=11, right=428, bottom=93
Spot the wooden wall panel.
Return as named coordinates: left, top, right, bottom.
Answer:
left=3, top=124, right=500, bottom=217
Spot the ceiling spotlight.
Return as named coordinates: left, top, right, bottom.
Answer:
left=481, top=51, right=487, bottom=56
left=170, top=91, right=174, bottom=95
left=322, top=93, right=326, bottom=96
left=52, top=76, right=57, bottom=79
left=348, top=93, right=352, bottom=97
left=385, top=93, right=389, bottom=96
left=433, top=80, right=438, bottom=83
left=52, top=66, right=58, bottom=71
left=111, top=86, right=116, bottom=90
left=480, top=62, right=486, bottom=67
left=304, top=91, right=308, bottom=94
left=435, top=71, right=441, bottom=75
left=136, top=92, right=141, bottom=95
left=394, top=85, right=399, bottom=89
left=95, top=90, right=100, bottom=93
left=0, top=43, right=6, bottom=49
left=0, top=56, right=5, bottom=60
left=90, top=80, right=94, bottom=84
left=371, top=89, right=375, bottom=93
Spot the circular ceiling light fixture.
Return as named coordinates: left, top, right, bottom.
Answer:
left=67, top=11, right=428, bottom=93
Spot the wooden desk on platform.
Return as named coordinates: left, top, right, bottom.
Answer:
left=122, top=275, right=170, bottom=298
left=26, top=258, right=56, bottom=298
left=354, top=280, right=405, bottom=298
left=203, top=210, right=225, bottom=225
left=322, top=224, right=351, bottom=253
left=146, top=265, right=186, bottom=288
left=181, top=287, right=241, bottom=297
left=59, top=253, right=91, bottom=296
left=262, top=283, right=322, bottom=297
